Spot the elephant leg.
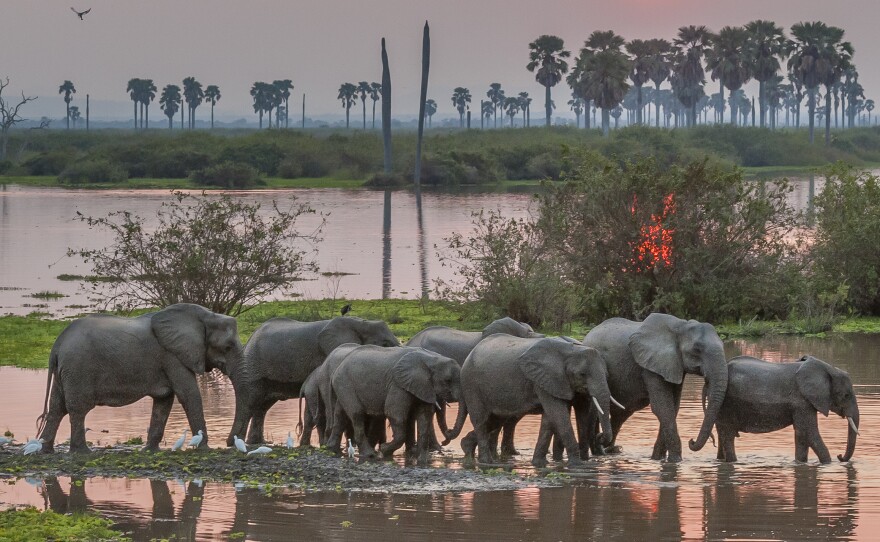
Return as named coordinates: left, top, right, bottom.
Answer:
left=246, top=400, right=275, bottom=445
left=170, top=374, right=209, bottom=449
left=599, top=408, right=635, bottom=455
left=227, top=395, right=252, bottom=448
left=145, top=395, right=174, bottom=451
left=367, top=416, right=387, bottom=449
left=795, top=411, right=831, bottom=463
left=350, top=411, right=378, bottom=459
left=68, top=410, right=90, bottom=453
left=326, top=402, right=346, bottom=456
left=646, top=377, right=682, bottom=462
left=500, top=417, right=520, bottom=456
left=379, top=414, right=409, bottom=459
left=474, top=420, right=497, bottom=465
left=552, top=433, right=565, bottom=461
left=532, top=416, right=555, bottom=467
left=38, top=384, right=68, bottom=453
left=545, top=399, right=583, bottom=467
left=461, top=430, right=478, bottom=460
left=415, top=405, right=433, bottom=464
left=299, top=405, right=315, bottom=447
left=716, top=425, right=736, bottom=462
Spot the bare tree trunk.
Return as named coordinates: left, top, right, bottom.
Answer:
left=414, top=21, right=430, bottom=193
left=381, top=38, right=392, bottom=174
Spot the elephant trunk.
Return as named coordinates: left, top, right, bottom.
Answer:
left=838, top=406, right=859, bottom=462
left=689, top=355, right=728, bottom=452
left=443, top=400, right=468, bottom=445
left=436, top=402, right=449, bottom=437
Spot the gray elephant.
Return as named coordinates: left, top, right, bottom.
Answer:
left=226, top=316, right=399, bottom=446
left=447, top=335, right=615, bottom=467
left=327, top=345, right=461, bottom=462
left=36, top=303, right=242, bottom=453
left=407, top=316, right=544, bottom=454
left=582, top=313, right=727, bottom=462
left=707, top=355, right=859, bottom=463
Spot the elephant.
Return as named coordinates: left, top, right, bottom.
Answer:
left=407, top=316, right=544, bottom=454
left=582, top=313, right=728, bottom=462
left=327, top=345, right=461, bottom=462
left=226, top=316, right=399, bottom=446
left=447, top=335, right=615, bottom=467
left=35, top=303, right=242, bottom=453
left=709, top=355, right=859, bottom=463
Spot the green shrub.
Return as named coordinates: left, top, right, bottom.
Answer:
left=0, top=160, right=11, bottom=174
left=147, top=148, right=213, bottom=178
left=277, top=158, right=303, bottom=178
left=219, top=141, right=285, bottom=175
left=58, top=159, right=128, bottom=184
left=22, top=150, right=75, bottom=175
left=190, top=161, right=263, bottom=188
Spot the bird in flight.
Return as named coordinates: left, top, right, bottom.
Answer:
left=70, top=7, right=91, bottom=20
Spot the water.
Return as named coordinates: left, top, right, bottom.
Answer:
left=1, top=333, right=879, bottom=540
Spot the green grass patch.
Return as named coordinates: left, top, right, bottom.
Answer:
left=0, top=507, right=126, bottom=541
left=27, top=291, right=66, bottom=299
left=0, top=314, right=71, bottom=368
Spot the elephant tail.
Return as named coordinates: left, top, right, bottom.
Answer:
left=443, top=400, right=468, bottom=445
left=35, top=348, right=58, bottom=436
left=296, top=394, right=305, bottom=437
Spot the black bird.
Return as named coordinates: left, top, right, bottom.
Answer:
left=340, top=303, right=352, bottom=316
left=70, top=7, right=91, bottom=20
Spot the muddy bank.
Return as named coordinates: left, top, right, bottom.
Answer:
left=0, top=444, right=565, bottom=494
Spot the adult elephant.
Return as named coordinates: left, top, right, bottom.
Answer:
left=709, top=355, right=859, bottom=463
left=582, top=313, right=727, bottom=462
left=447, top=335, right=615, bottom=467
left=36, top=303, right=242, bottom=453
left=227, top=316, right=399, bottom=446
left=327, top=345, right=461, bottom=462
left=407, top=317, right=544, bottom=454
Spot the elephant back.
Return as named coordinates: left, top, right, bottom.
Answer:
left=407, top=326, right=481, bottom=365
left=244, top=318, right=330, bottom=382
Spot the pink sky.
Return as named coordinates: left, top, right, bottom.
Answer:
left=3, top=1, right=875, bottom=122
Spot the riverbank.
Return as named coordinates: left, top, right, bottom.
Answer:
left=1, top=299, right=876, bottom=369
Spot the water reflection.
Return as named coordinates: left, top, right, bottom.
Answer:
left=382, top=188, right=392, bottom=299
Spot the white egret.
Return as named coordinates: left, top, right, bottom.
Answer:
left=23, top=438, right=44, bottom=455
left=172, top=429, right=189, bottom=451
left=286, top=431, right=294, bottom=449
left=233, top=435, right=248, bottom=453
left=188, top=430, right=204, bottom=449
left=247, top=446, right=272, bottom=456
left=347, top=439, right=356, bottom=460
left=0, top=436, right=13, bottom=446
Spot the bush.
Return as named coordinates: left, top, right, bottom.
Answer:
left=277, top=158, right=303, bottom=179
left=219, top=141, right=285, bottom=175
left=147, top=148, right=212, bottom=178
left=22, top=150, right=75, bottom=175
left=190, top=162, right=263, bottom=188
left=0, top=160, right=11, bottom=174
left=58, top=159, right=128, bottom=184
left=69, top=190, right=323, bottom=315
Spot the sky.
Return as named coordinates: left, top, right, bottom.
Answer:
left=2, top=1, right=877, bottom=123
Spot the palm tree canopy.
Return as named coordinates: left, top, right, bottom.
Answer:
left=788, top=22, right=854, bottom=91
left=58, top=80, right=76, bottom=103
left=182, top=77, right=205, bottom=108
left=356, top=81, right=371, bottom=102
left=424, top=98, right=437, bottom=116
left=338, top=82, right=358, bottom=108
left=451, top=87, right=472, bottom=115
left=126, top=78, right=142, bottom=101
left=204, top=85, right=221, bottom=105
left=503, top=96, right=521, bottom=116
left=581, top=43, right=632, bottom=109
left=487, top=83, right=505, bottom=107
left=527, top=35, right=571, bottom=88
left=705, top=26, right=752, bottom=92
left=645, top=38, right=674, bottom=87
left=160, top=84, right=182, bottom=116
left=369, top=82, right=382, bottom=101
left=626, top=39, right=653, bottom=88
left=272, top=79, right=294, bottom=101
left=140, top=79, right=157, bottom=104
left=745, top=20, right=788, bottom=84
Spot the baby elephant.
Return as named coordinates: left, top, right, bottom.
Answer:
left=713, top=355, right=859, bottom=463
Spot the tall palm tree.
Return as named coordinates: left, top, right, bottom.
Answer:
left=626, top=40, right=652, bottom=125
left=527, top=35, right=570, bottom=127
left=581, top=30, right=631, bottom=136
left=865, top=99, right=875, bottom=125
left=369, top=82, right=382, bottom=129
left=272, top=79, right=293, bottom=128
left=764, top=74, right=785, bottom=129
left=250, top=81, right=271, bottom=129
left=503, top=95, right=520, bottom=127
left=673, top=25, right=711, bottom=127
left=182, top=77, right=204, bottom=129
left=424, top=98, right=437, bottom=127
left=567, top=52, right=591, bottom=129
left=58, top=80, right=76, bottom=130
left=486, top=83, right=504, bottom=128
left=517, top=91, right=532, bottom=127
left=126, top=78, right=141, bottom=130
left=68, top=106, right=81, bottom=129
left=159, top=84, right=181, bottom=130
left=745, top=20, right=788, bottom=128
left=481, top=99, right=493, bottom=128
left=451, top=87, right=471, bottom=128
left=568, top=93, right=585, bottom=128
left=140, top=79, right=157, bottom=130
left=356, top=81, right=371, bottom=130
left=203, top=85, right=221, bottom=129
left=338, top=82, right=358, bottom=129
left=645, top=39, right=673, bottom=128
left=705, top=26, right=751, bottom=125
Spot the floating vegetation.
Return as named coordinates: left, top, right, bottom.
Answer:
left=0, top=507, right=126, bottom=541
left=28, top=291, right=66, bottom=299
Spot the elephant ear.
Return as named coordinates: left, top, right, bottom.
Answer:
left=393, top=351, right=436, bottom=405
left=517, top=339, right=573, bottom=401
left=151, top=304, right=207, bottom=375
left=318, top=317, right=361, bottom=356
left=796, top=356, right=832, bottom=416
left=629, top=314, right=684, bottom=385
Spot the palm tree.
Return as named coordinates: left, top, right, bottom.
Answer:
left=567, top=52, right=591, bottom=129
left=568, top=93, right=585, bottom=128
left=203, top=85, right=221, bottom=129
left=626, top=40, right=652, bottom=125
left=424, top=98, right=437, bottom=127
left=866, top=99, right=875, bottom=125
left=645, top=39, right=673, bottom=127
left=705, top=26, right=751, bottom=125
left=581, top=30, right=631, bottom=136
left=182, top=77, right=204, bottom=129
left=487, top=83, right=505, bottom=128
left=503, top=96, right=520, bottom=127
left=58, top=80, right=76, bottom=130
left=140, top=79, right=157, bottom=130
left=673, top=25, right=711, bottom=127
left=527, top=35, right=570, bottom=127
left=370, top=82, right=382, bottom=129
left=481, top=100, right=493, bottom=129
left=272, top=79, right=293, bottom=128
left=451, top=87, right=471, bottom=128
left=338, top=82, right=358, bottom=129
left=160, top=84, right=182, bottom=130
left=126, top=78, right=141, bottom=130
left=68, top=106, right=80, bottom=129
left=250, top=81, right=272, bottom=129
left=745, top=20, right=788, bottom=128
left=356, top=81, right=371, bottom=130
left=518, top=91, right=532, bottom=127
left=764, top=75, right=786, bottom=129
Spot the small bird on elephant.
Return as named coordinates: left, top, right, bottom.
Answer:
left=341, top=303, right=352, bottom=316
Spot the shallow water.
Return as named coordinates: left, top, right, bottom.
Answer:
left=1, top=333, right=879, bottom=540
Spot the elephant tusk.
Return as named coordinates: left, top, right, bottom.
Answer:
left=610, top=395, right=625, bottom=410
left=435, top=401, right=442, bottom=412
left=592, top=396, right=605, bottom=416
left=848, top=416, right=860, bottom=436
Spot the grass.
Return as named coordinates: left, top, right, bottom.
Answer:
left=1, top=175, right=367, bottom=190
left=0, top=507, right=126, bottom=541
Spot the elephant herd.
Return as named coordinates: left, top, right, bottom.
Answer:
left=34, top=304, right=860, bottom=465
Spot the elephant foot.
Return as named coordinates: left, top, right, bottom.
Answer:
left=531, top=456, right=549, bottom=468
left=142, top=444, right=160, bottom=453
left=567, top=458, right=586, bottom=469
left=501, top=445, right=520, bottom=456
left=604, top=445, right=623, bottom=455
left=662, top=453, right=683, bottom=463
left=245, top=436, right=264, bottom=446
left=40, top=443, right=55, bottom=454
left=69, top=444, right=91, bottom=454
